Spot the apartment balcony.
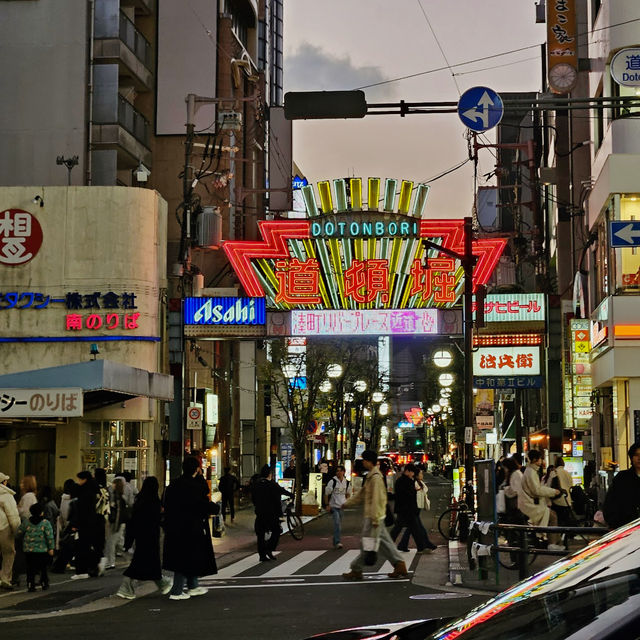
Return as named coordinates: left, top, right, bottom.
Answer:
left=93, top=68, right=151, bottom=168
left=121, top=0, right=153, bottom=15
left=94, top=6, right=153, bottom=91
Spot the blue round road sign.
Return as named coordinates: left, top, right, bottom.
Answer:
left=457, top=86, right=504, bottom=132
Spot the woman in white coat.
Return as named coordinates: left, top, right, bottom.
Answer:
left=0, top=473, right=21, bottom=589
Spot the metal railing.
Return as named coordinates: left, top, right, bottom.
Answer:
left=468, top=520, right=608, bottom=580
left=119, top=11, right=151, bottom=69
left=117, top=96, right=149, bottom=147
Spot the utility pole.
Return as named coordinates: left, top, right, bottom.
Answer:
left=422, top=216, right=477, bottom=485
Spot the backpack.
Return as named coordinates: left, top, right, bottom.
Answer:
left=96, top=487, right=111, bottom=518
left=327, top=477, right=350, bottom=495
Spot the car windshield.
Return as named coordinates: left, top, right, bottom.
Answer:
left=428, top=519, right=640, bottom=640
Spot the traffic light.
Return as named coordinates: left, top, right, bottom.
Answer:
left=284, top=90, right=367, bottom=120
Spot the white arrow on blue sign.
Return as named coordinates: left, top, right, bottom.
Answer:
left=457, top=86, right=504, bottom=132
left=610, top=221, right=640, bottom=247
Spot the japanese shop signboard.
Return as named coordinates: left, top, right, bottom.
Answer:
left=183, top=297, right=266, bottom=325
left=473, top=346, right=541, bottom=376
left=291, top=309, right=439, bottom=336
left=0, top=388, right=83, bottom=417
left=0, top=209, right=43, bottom=266
left=223, top=177, right=507, bottom=312
left=472, top=293, right=545, bottom=323
left=610, top=48, right=640, bottom=87
left=546, top=0, right=578, bottom=93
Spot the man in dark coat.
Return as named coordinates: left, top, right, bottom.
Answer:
left=70, top=471, right=102, bottom=579
left=603, top=443, right=640, bottom=529
left=390, top=464, right=435, bottom=552
left=251, top=465, right=292, bottom=561
left=218, top=467, right=240, bottom=523
left=163, top=457, right=218, bottom=600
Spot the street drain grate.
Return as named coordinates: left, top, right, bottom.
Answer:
left=4, top=589, right=98, bottom=611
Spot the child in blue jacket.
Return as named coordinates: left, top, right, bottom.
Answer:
left=18, top=502, right=55, bottom=591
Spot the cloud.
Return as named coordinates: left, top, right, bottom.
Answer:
left=284, top=43, right=396, bottom=100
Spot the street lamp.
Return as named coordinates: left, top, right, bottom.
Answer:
left=372, top=391, right=384, bottom=403
left=433, top=349, right=453, bottom=368
left=354, top=380, right=367, bottom=393
left=438, top=372, right=454, bottom=387
left=431, top=403, right=441, bottom=413
left=327, top=364, right=343, bottom=378
left=319, top=380, right=332, bottom=393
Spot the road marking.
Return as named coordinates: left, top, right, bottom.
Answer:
left=318, top=549, right=361, bottom=576
left=216, top=552, right=280, bottom=577
left=260, top=550, right=326, bottom=577
left=201, top=578, right=411, bottom=590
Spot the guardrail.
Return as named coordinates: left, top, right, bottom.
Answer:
left=467, top=520, right=608, bottom=580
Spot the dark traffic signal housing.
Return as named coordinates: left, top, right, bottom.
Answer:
left=284, top=90, right=367, bottom=120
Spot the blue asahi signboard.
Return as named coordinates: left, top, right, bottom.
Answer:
left=184, top=297, right=266, bottom=325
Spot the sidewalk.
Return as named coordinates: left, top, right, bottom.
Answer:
left=0, top=505, right=319, bottom=621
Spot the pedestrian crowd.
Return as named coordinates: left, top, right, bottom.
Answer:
left=0, top=459, right=220, bottom=601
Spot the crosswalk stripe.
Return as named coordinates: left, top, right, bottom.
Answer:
left=318, top=549, right=361, bottom=576
left=260, top=550, right=326, bottom=577
left=379, top=549, right=416, bottom=574
left=217, top=552, right=279, bottom=577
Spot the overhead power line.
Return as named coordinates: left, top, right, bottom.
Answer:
left=355, top=17, right=640, bottom=91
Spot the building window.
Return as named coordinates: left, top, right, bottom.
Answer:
left=617, top=195, right=640, bottom=291
left=83, top=420, right=150, bottom=480
left=593, top=217, right=609, bottom=306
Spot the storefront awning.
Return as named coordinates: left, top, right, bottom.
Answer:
left=0, top=359, right=174, bottom=410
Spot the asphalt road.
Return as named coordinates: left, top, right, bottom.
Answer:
left=1, top=476, right=488, bottom=640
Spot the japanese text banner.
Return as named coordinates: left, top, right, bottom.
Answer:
left=0, top=388, right=83, bottom=417
left=473, top=346, right=541, bottom=376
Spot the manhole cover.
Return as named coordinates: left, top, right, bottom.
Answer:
left=410, top=592, right=473, bottom=600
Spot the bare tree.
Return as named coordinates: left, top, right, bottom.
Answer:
left=260, top=339, right=333, bottom=511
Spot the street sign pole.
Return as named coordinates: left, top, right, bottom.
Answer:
left=422, top=217, right=476, bottom=489
left=463, top=217, right=476, bottom=490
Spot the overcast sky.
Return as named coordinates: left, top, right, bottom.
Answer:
left=284, top=0, right=547, bottom=218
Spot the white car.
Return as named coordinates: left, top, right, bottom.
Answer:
left=304, top=518, right=640, bottom=639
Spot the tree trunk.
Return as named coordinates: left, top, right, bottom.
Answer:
left=293, top=441, right=305, bottom=515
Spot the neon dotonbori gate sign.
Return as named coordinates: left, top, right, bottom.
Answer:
left=224, top=177, right=507, bottom=310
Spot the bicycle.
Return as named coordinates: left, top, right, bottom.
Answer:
left=283, top=498, right=304, bottom=540
left=438, top=500, right=474, bottom=541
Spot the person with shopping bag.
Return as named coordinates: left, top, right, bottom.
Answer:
left=342, top=450, right=407, bottom=581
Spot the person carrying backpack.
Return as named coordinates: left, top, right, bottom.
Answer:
left=324, top=465, right=351, bottom=549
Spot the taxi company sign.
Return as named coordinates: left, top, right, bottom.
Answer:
left=184, top=297, right=266, bottom=325
left=473, top=346, right=541, bottom=376
left=0, top=388, right=83, bottom=417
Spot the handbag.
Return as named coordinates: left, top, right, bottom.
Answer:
left=496, top=488, right=506, bottom=514
left=362, top=536, right=380, bottom=566
left=384, top=503, right=395, bottom=527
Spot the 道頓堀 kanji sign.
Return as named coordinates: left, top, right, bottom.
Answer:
left=223, top=177, right=507, bottom=311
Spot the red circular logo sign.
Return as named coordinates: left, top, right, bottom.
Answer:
left=188, top=407, right=201, bottom=420
left=0, top=208, right=43, bottom=266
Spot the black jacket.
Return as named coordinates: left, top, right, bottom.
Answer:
left=393, top=474, right=418, bottom=517
left=123, top=495, right=163, bottom=581
left=603, top=468, right=640, bottom=529
left=218, top=473, right=240, bottom=495
left=162, top=473, right=217, bottom=577
left=252, top=478, right=291, bottom=520
left=71, top=480, right=99, bottom=529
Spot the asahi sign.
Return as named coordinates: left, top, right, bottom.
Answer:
left=183, top=297, right=266, bottom=325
